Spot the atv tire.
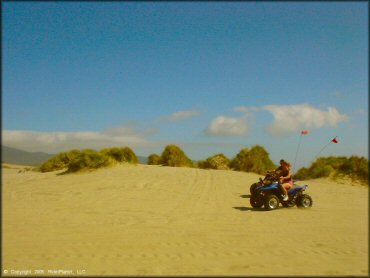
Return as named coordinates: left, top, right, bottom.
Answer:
left=296, top=194, right=313, bottom=208
left=250, top=195, right=263, bottom=208
left=264, top=194, right=280, bottom=211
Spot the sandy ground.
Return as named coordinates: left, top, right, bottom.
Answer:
left=2, top=163, right=368, bottom=276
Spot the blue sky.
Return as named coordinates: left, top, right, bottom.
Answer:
left=3, top=2, right=368, bottom=169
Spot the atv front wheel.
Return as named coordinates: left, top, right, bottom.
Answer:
left=264, top=194, right=280, bottom=211
left=250, top=195, right=263, bottom=208
left=296, top=194, right=313, bottom=208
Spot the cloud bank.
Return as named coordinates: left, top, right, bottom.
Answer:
left=262, top=104, right=349, bottom=136
left=4, top=104, right=349, bottom=154
left=3, top=125, right=150, bottom=154
left=207, top=103, right=348, bottom=137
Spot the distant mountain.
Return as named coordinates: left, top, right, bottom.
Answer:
left=2, top=146, right=54, bottom=166
left=2, top=146, right=149, bottom=166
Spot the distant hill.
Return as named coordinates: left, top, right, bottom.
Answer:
left=2, top=145, right=149, bottom=167
left=2, top=146, right=149, bottom=166
left=2, top=146, right=54, bottom=166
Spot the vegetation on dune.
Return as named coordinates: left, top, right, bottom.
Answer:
left=198, top=153, right=230, bottom=170
left=147, top=153, right=161, bottom=165
left=40, top=146, right=139, bottom=173
left=100, top=147, right=138, bottom=164
left=39, top=149, right=82, bottom=172
left=67, top=150, right=114, bottom=173
left=336, top=156, right=369, bottom=182
left=229, top=145, right=276, bottom=175
left=295, top=156, right=369, bottom=184
left=38, top=143, right=368, bottom=185
left=159, top=145, right=193, bottom=167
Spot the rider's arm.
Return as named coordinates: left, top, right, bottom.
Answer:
left=280, top=170, right=292, bottom=182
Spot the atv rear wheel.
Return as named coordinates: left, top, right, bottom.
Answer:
left=250, top=195, right=263, bottom=208
left=296, top=194, right=313, bottom=208
left=264, top=194, right=280, bottom=211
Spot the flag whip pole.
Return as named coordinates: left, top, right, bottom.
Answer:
left=313, top=136, right=337, bottom=162
left=292, top=133, right=303, bottom=174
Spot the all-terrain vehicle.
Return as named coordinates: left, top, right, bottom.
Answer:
left=250, top=178, right=313, bottom=211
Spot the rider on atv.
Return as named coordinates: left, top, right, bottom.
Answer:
left=251, top=159, right=293, bottom=198
left=267, top=159, right=293, bottom=201
left=277, top=160, right=293, bottom=201
left=273, top=159, right=285, bottom=176
left=262, top=159, right=285, bottom=183
left=254, top=159, right=285, bottom=188
left=250, top=159, right=312, bottom=210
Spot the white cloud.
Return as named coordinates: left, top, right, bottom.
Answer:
left=229, top=103, right=349, bottom=137
left=205, top=116, right=249, bottom=136
left=160, top=110, right=200, bottom=122
left=236, top=103, right=348, bottom=136
left=3, top=125, right=150, bottom=154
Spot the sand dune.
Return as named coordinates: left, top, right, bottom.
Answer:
left=3, top=164, right=368, bottom=276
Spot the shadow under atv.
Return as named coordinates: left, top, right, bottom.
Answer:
left=233, top=205, right=290, bottom=212
left=233, top=206, right=265, bottom=212
left=240, top=194, right=251, bottom=198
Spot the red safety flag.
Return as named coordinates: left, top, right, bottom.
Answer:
left=331, top=137, right=338, bottom=143
left=301, top=130, right=309, bottom=135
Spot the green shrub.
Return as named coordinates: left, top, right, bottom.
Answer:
left=148, top=154, right=161, bottom=165
left=39, top=149, right=82, bottom=172
left=199, top=153, right=230, bottom=170
left=295, top=156, right=369, bottom=184
left=121, top=147, right=139, bottom=164
left=230, top=148, right=249, bottom=171
left=312, top=165, right=334, bottom=178
left=40, top=147, right=139, bottom=173
left=67, top=150, right=114, bottom=173
left=197, top=160, right=208, bottom=169
left=100, top=147, right=125, bottom=162
left=100, top=147, right=138, bottom=164
left=294, top=167, right=310, bottom=180
left=160, top=145, right=193, bottom=167
left=230, top=145, right=276, bottom=175
left=335, top=156, right=369, bottom=183
left=296, top=157, right=344, bottom=179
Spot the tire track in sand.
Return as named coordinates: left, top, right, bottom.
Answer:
left=164, top=168, right=200, bottom=220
